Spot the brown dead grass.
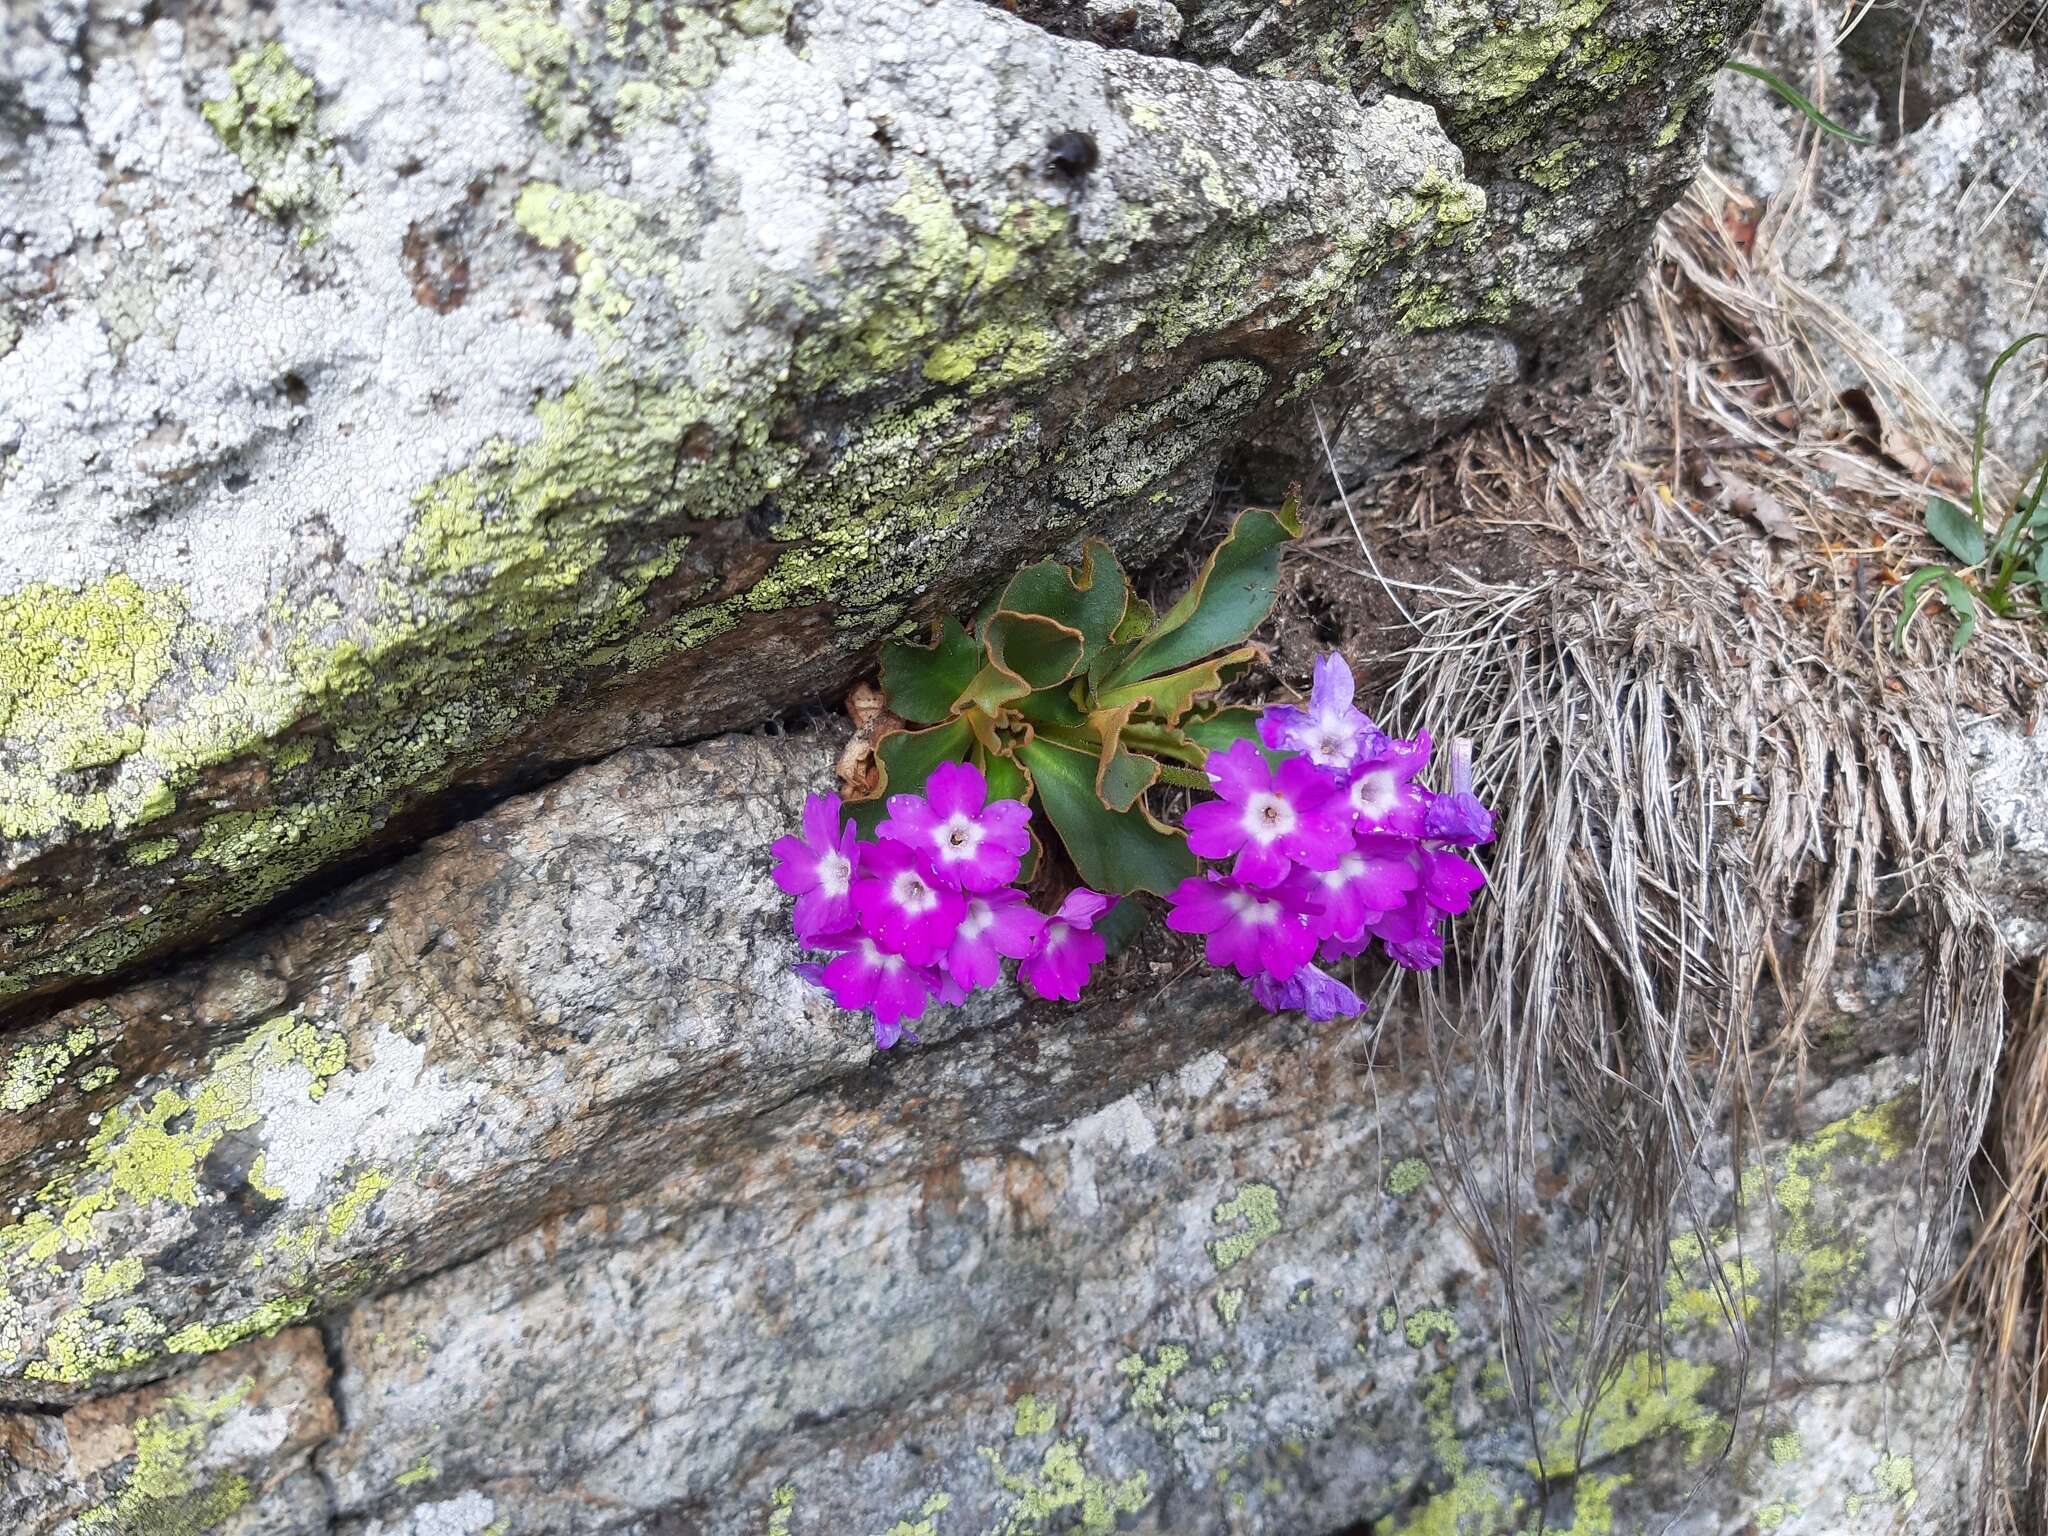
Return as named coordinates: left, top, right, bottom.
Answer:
left=1288, top=173, right=2045, bottom=1518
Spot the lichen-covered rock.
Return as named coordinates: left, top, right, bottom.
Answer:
left=1710, top=1, right=2047, bottom=462
left=3, top=724, right=2036, bottom=1531
left=0, top=1328, right=335, bottom=1535
left=0, top=0, right=1754, bottom=1012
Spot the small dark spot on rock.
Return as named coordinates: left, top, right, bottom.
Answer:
left=402, top=219, right=472, bottom=313
left=1047, top=129, right=1097, bottom=180
left=281, top=372, right=309, bottom=405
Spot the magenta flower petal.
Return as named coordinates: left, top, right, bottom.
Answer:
left=851, top=841, right=966, bottom=963
left=879, top=760, right=1029, bottom=892
left=1418, top=849, right=1486, bottom=915
left=772, top=793, right=860, bottom=939
left=1019, top=918, right=1106, bottom=1000
left=1164, top=872, right=1317, bottom=979
left=945, top=889, right=1048, bottom=991
left=1424, top=739, right=1496, bottom=846
left=1301, top=841, right=1420, bottom=941
left=821, top=938, right=937, bottom=1025
left=1055, top=887, right=1114, bottom=930
left=1187, top=740, right=1351, bottom=887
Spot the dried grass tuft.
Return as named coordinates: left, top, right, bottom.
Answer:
left=1305, top=174, right=2044, bottom=1510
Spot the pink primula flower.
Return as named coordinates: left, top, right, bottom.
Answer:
left=1165, top=873, right=1320, bottom=980
left=1019, top=888, right=1114, bottom=1001
left=770, top=793, right=860, bottom=945
left=880, top=760, right=1032, bottom=892
left=1183, top=740, right=1352, bottom=887
left=851, top=840, right=966, bottom=964
left=945, top=887, right=1048, bottom=991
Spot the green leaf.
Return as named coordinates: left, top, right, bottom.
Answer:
left=1015, top=683, right=1086, bottom=728
left=975, top=741, right=1035, bottom=808
left=1094, top=897, right=1145, bottom=958
left=961, top=612, right=1085, bottom=713
left=1182, top=707, right=1272, bottom=762
left=1015, top=736, right=1196, bottom=896
left=994, top=539, right=1129, bottom=673
left=848, top=717, right=973, bottom=835
left=1107, top=497, right=1303, bottom=686
left=1892, top=566, right=1979, bottom=653
left=1923, top=496, right=1985, bottom=566
left=880, top=616, right=983, bottom=724
left=2035, top=540, right=2048, bottom=591
left=1085, top=705, right=1160, bottom=813
left=1094, top=645, right=1257, bottom=725
left=1722, top=61, right=1875, bottom=145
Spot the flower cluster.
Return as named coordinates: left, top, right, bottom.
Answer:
left=1166, top=653, right=1494, bottom=1021
left=774, top=762, right=1115, bottom=1049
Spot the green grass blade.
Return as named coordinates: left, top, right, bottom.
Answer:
left=1723, top=61, right=1875, bottom=145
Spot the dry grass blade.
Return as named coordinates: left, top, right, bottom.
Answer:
left=1304, top=178, right=2042, bottom=1506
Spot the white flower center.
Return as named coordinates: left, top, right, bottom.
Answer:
left=1351, top=770, right=1395, bottom=819
left=1223, top=890, right=1280, bottom=927
left=859, top=938, right=902, bottom=974
left=1043, top=922, right=1068, bottom=951
left=818, top=852, right=853, bottom=897
left=936, top=813, right=984, bottom=861
left=890, top=869, right=939, bottom=914
left=1242, top=791, right=1296, bottom=844
left=959, top=899, right=994, bottom=941
left=1322, top=853, right=1365, bottom=889
left=1310, top=713, right=1353, bottom=767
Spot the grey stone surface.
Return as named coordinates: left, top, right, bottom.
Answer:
left=1710, top=1, right=2048, bottom=465
left=0, top=0, right=1754, bottom=1011
left=5, top=719, right=2041, bottom=1531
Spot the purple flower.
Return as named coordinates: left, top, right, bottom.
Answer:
left=1417, top=848, right=1486, bottom=915
left=816, top=937, right=938, bottom=1031
left=1344, top=731, right=1432, bottom=836
left=1366, top=894, right=1445, bottom=971
left=1258, top=653, right=1387, bottom=775
left=851, top=840, right=966, bottom=964
left=1423, top=738, right=1496, bottom=846
left=771, top=793, right=860, bottom=945
left=1164, top=873, right=1319, bottom=980
left=1250, top=963, right=1366, bottom=1021
left=945, top=887, right=1048, bottom=992
left=1300, top=834, right=1420, bottom=942
left=1019, top=888, right=1113, bottom=1001
left=880, top=761, right=1032, bottom=892
left=1184, top=740, right=1352, bottom=887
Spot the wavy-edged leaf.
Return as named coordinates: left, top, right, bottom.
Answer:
left=880, top=616, right=983, bottom=724
left=976, top=741, right=1034, bottom=807
left=1892, top=566, right=1979, bottom=653
left=1107, top=497, right=1303, bottom=685
left=1016, top=736, right=1195, bottom=896
left=962, top=612, right=1085, bottom=713
left=1016, top=682, right=1086, bottom=728
left=996, top=538, right=1129, bottom=672
left=1095, top=645, right=1256, bottom=725
left=1923, top=496, right=1985, bottom=566
left=1085, top=704, right=1160, bottom=813
left=847, top=716, right=973, bottom=835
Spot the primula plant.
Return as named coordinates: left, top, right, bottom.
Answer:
left=771, top=502, right=1497, bottom=1049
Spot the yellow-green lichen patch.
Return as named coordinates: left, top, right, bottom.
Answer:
left=2, top=1022, right=100, bottom=1112
left=73, top=1373, right=254, bottom=1532
left=1402, top=1307, right=1459, bottom=1348
left=124, top=834, right=179, bottom=866
left=1754, top=1500, right=1797, bottom=1530
left=0, top=1013, right=360, bottom=1385
left=200, top=44, right=344, bottom=226
left=1386, top=1157, right=1431, bottom=1196
left=1012, top=1393, right=1057, bottom=1437
left=1208, top=1181, right=1281, bottom=1270
left=1116, top=1342, right=1191, bottom=1432
left=878, top=1490, right=952, bottom=1536
left=394, top=1453, right=440, bottom=1488
left=766, top=1482, right=796, bottom=1536
left=1214, top=1287, right=1245, bottom=1326
left=0, top=575, right=185, bottom=839
left=1378, top=0, right=1612, bottom=119
left=978, top=1438, right=1150, bottom=1535
left=1538, top=1352, right=1720, bottom=1477
left=325, top=1169, right=394, bottom=1238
